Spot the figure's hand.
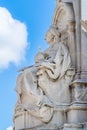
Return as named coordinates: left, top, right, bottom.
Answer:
left=36, top=100, right=42, bottom=108
left=37, top=69, right=44, bottom=76
left=41, top=62, right=48, bottom=67
left=37, top=65, right=45, bottom=70
left=41, top=62, right=55, bottom=68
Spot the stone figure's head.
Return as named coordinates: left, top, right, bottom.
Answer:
left=45, top=25, right=61, bottom=44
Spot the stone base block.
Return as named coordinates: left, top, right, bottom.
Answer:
left=83, top=123, right=87, bottom=130
left=14, top=111, right=43, bottom=130
left=63, top=123, right=83, bottom=130
left=66, top=103, right=87, bottom=124
left=14, top=107, right=67, bottom=130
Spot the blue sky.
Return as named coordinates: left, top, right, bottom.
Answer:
left=0, top=0, right=55, bottom=130
left=0, top=0, right=87, bottom=130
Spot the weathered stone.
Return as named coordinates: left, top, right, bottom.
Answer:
left=13, top=0, right=87, bottom=130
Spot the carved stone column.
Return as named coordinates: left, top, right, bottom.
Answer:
left=73, top=0, right=82, bottom=79
left=67, top=21, right=76, bottom=68
left=81, top=29, right=87, bottom=79
left=66, top=80, right=87, bottom=130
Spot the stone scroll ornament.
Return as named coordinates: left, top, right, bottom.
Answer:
left=14, top=25, right=75, bottom=127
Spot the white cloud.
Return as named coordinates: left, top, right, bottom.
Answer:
left=6, top=126, right=13, bottom=130
left=0, top=7, right=28, bottom=69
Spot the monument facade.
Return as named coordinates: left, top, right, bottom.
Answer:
left=13, top=0, right=87, bottom=130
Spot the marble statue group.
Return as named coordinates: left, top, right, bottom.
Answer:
left=13, top=1, right=87, bottom=130
left=14, top=25, right=74, bottom=129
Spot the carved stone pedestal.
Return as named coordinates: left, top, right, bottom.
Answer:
left=65, top=80, right=87, bottom=130
left=14, top=106, right=69, bottom=130
left=83, top=123, right=87, bottom=130
left=66, top=103, right=87, bottom=124
left=14, top=111, right=43, bottom=130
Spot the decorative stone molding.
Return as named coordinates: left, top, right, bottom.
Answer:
left=66, top=103, right=87, bottom=124
left=70, top=79, right=87, bottom=102
left=63, top=123, right=83, bottom=130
